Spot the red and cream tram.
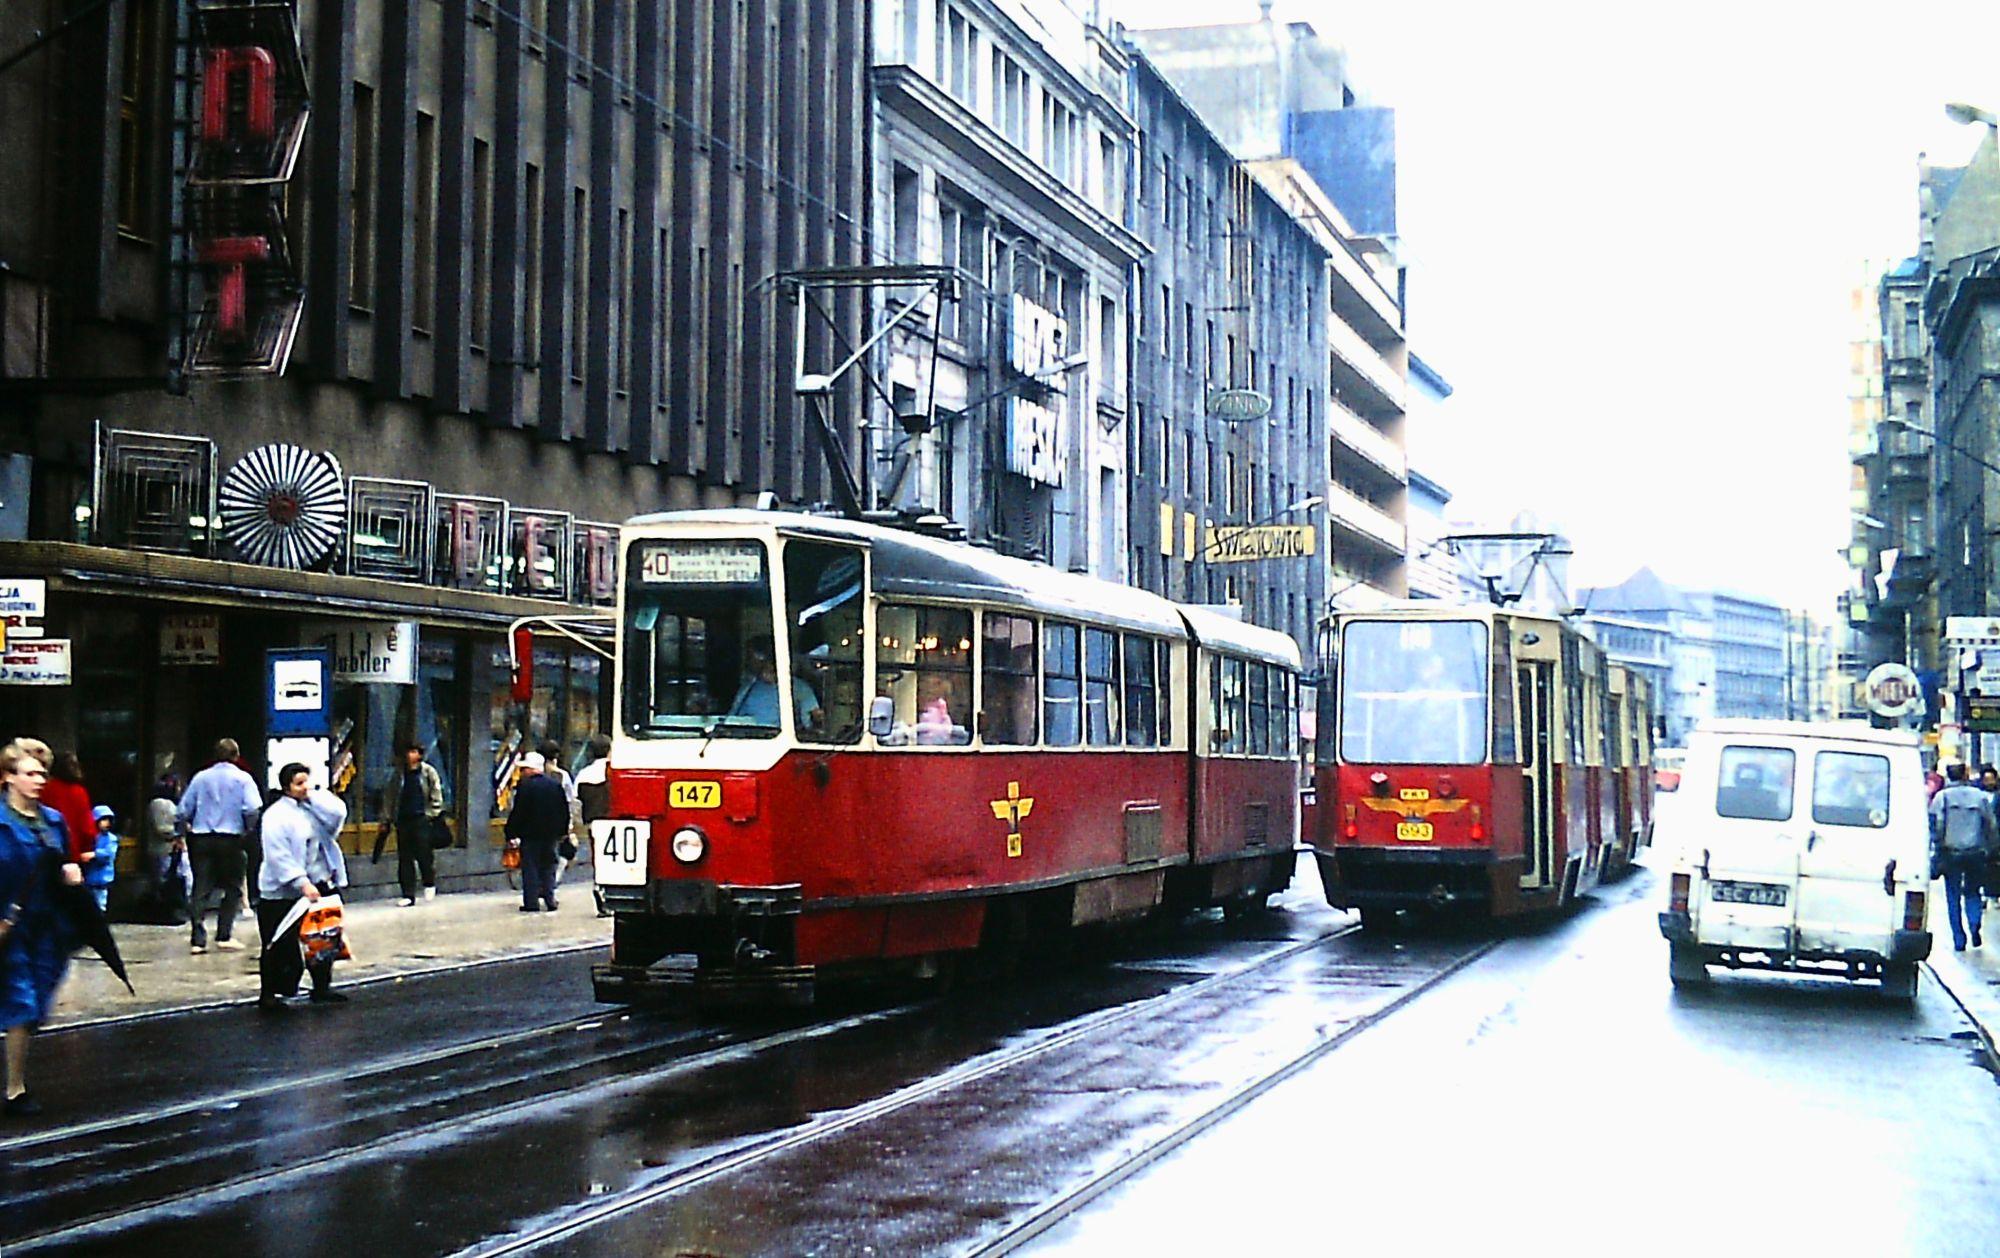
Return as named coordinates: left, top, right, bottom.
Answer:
left=590, top=511, right=1301, bottom=1003
left=1311, top=604, right=1655, bottom=925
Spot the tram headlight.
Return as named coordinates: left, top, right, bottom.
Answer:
left=669, top=825, right=708, bottom=865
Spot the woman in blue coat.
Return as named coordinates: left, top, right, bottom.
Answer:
left=0, top=739, right=83, bottom=1118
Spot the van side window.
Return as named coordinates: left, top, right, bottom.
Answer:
left=1811, top=751, right=1890, bottom=828
left=1715, top=746, right=1796, bottom=822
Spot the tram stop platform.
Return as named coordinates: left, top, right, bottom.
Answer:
left=51, top=875, right=611, bottom=1029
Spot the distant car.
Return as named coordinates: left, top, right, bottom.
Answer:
left=1657, top=720, right=1931, bottom=1000
left=1653, top=747, right=1685, bottom=793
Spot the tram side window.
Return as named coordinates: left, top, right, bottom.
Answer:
left=1044, top=622, right=1082, bottom=746
left=1490, top=622, right=1518, bottom=765
left=875, top=603, right=973, bottom=746
left=1157, top=640, right=1175, bottom=746
left=1268, top=667, right=1291, bottom=757
left=785, top=542, right=864, bottom=744
left=980, top=612, right=1038, bottom=746
left=1562, top=636, right=1586, bottom=765
left=1248, top=663, right=1271, bottom=755
left=1210, top=656, right=1246, bottom=753
left=1085, top=628, right=1122, bottom=745
left=1122, top=634, right=1158, bottom=748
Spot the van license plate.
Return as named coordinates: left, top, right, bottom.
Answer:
left=1395, top=821, right=1434, bottom=842
left=1711, top=881, right=1787, bottom=907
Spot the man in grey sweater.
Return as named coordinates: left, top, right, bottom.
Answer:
left=1929, top=763, right=1994, bottom=951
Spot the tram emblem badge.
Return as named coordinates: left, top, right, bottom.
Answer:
left=990, top=781, right=1035, bottom=858
left=1359, top=795, right=1470, bottom=819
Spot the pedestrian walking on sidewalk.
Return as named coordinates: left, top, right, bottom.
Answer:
left=0, top=739, right=84, bottom=1117
left=86, top=805, right=120, bottom=914
left=1930, top=762, right=1994, bottom=951
left=177, top=740, right=263, bottom=954
left=377, top=742, right=443, bottom=906
left=41, top=752, right=97, bottom=866
left=256, top=763, right=351, bottom=1012
left=539, top=740, right=580, bottom=886
left=505, top=753, right=567, bottom=913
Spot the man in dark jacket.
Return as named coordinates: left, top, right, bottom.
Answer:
left=504, top=753, right=568, bottom=912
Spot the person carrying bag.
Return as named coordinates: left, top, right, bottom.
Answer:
left=256, top=764, right=352, bottom=1012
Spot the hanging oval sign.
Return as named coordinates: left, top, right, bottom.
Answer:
left=1207, top=388, right=1273, bottom=423
left=1863, top=662, right=1923, bottom=719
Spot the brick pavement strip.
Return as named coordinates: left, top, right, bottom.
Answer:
left=48, top=877, right=610, bottom=1029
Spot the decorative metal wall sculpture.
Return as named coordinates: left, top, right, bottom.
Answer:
left=92, top=426, right=218, bottom=555
left=217, top=443, right=347, bottom=569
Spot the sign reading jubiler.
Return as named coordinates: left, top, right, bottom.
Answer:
left=1204, top=524, right=1317, bottom=564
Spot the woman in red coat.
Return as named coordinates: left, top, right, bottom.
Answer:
left=39, top=752, right=95, bottom=865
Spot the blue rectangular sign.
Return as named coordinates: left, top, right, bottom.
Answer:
left=266, top=647, right=332, bottom=736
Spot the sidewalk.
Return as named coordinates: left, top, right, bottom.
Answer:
left=1921, top=895, right=2000, bottom=1067
left=49, top=873, right=611, bottom=1029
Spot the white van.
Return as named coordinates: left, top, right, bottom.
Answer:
left=1656, top=720, right=1932, bottom=999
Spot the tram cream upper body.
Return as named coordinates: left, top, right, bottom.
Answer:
left=1662, top=719, right=1929, bottom=965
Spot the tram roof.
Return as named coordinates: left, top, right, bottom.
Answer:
left=628, top=511, right=1296, bottom=663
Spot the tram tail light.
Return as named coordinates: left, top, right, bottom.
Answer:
left=1904, top=891, right=1927, bottom=932
left=1469, top=804, right=1484, bottom=842
left=1669, top=872, right=1691, bottom=914
left=1343, top=804, right=1359, bottom=840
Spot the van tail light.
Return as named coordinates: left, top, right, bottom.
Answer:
left=1904, top=891, right=1927, bottom=932
left=1343, top=804, right=1359, bottom=840
left=1669, top=872, right=1691, bottom=915
left=1468, top=804, right=1484, bottom=842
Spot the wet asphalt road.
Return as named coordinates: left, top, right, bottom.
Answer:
left=1027, top=861, right=2000, bottom=1258
left=13, top=859, right=1994, bottom=1256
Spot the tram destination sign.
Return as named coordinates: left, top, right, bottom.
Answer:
left=1204, top=524, right=1317, bottom=563
left=637, top=541, right=764, bottom=585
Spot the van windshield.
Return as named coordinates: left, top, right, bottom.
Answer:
left=1715, top=745, right=1795, bottom=821
left=1811, top=751, right=1890, bottom=828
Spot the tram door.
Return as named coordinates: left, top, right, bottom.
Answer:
left=1518, top=661, right=1556, bottom=890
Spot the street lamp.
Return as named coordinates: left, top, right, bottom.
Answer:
left=1882, top=414, right=2000, bottom=479
left=1946, top=101, right=2000, bottom=128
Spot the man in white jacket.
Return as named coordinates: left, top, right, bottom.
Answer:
left=255, top=763, right=350, bottom=1012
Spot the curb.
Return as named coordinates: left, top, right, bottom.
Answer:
left=1923, top=951, right=2000, bottom=1070
left=46, top=935, right=607, bottom=1035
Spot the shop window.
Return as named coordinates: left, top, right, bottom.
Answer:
left=786, top=541, right=865, bottom=744
left=1122, top=634, right=1157, bottom=749
left=876, top=603, right=973, bottom=745
left=981, top=612, right=1038, bottom=746
left=1084, top=627, right=1121, bottom=746
left=1043, top=621, right=1081, bottom=747
left=332, top=633, right=467, bottom=834
left=490, top=638, right=607, bottom=812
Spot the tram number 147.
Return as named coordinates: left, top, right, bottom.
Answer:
left=590, top=820, right=649, bottom=886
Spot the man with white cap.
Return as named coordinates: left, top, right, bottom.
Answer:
left=504, top=753, right=569, bottom=912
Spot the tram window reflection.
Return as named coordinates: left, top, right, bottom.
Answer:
left=1085, top=628, right=1122, bottom=746
left=1248, top=663, right=1270, bottom=756
left=785, top=542, right=864, bottom=744
left=1122, top=634, right=1158, bottom=749
left=1337, top=619, right=1490, bottom=765
left=875, top=603, right=972, bottom=746
left=623, top=539, right=780, bottom=739
left=1044, top=622, right=1082, bottom=747
left=980, top=613, right=1039, bottom=746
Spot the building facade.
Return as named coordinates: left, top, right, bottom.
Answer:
left=0, top=0, right=870, bottom=899
left=1707, top=591, right=1790, bottom=720
left=1581, top=568, right=1714, bottom=747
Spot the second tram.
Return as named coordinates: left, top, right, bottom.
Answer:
left=1311, top=604, right=1655, bottom=924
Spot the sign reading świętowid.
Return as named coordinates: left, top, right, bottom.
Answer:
left=1204, top=524, right=1318, bottom=564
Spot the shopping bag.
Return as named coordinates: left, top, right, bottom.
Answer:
left=500, top=843, right=522, bottom=871
left=296, top=895, right=351, bottom=966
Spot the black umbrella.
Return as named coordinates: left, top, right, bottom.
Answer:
left=371, top=823, right=391, bottom=865
left=56, top=880, right=135, bottom=995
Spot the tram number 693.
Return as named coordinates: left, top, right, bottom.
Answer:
left=589, top=820, right=650, bottom=886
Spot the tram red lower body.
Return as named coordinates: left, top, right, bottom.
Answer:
left=606, top=750, right=1296, bottom=973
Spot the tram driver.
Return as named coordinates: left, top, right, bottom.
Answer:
left=729, top=635, right=822, bottom=735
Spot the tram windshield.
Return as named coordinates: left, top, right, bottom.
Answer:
left=621, top=538, right=800, bottom=739
left=1338, top=619, right=1490, bottom=765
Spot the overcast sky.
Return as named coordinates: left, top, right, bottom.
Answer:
left=1119, top=0, right=2000, bottom=611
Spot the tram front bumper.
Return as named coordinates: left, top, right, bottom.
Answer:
left=1315, top=847, right=1496, bottom=910
left=599, top=879, right=803, bottom=919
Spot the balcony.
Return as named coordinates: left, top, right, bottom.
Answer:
left=1328, top=315, right=1405, bottom=417
left=1325, top=480, right=1405, bottom=555
left=1328, top=398, right=1406, bottom=482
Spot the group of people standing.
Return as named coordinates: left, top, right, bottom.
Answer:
left=1927, top=762, right=2000, bottom=952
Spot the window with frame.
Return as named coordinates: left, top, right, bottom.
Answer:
left=786, top=542, right=865, bottom=744
left=1122, top=634, right=1158, bottom=748
left=981, top=612, right=1038, bottom=745
left=1272, top=667, right=1294, bottom=757
left=1084, top=627, right=1121, bottom=746
left=876, top=603, right=973, bottom=745
left=1812, top=751, right=1890, bottom=828
left=1716, top=746, right=1795, bottom=822
left=116, top=0, right=157, bottom=238
left=1157, top=640, right=1175, bottom=746
left=1043, top=621, right=1081, bottom=746
left=1248, top=662, right=1270, bottom=755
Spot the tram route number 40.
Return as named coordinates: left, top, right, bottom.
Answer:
left=589, top=820, right=649, bottom=886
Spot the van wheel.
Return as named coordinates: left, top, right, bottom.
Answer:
left=1882, top=962, right=1919, bottom=1003
left=1668, top=943, right=1709, bottom=987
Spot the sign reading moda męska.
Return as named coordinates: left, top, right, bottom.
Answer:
left=1204, top=524, right=1318, bottom=564
left=0, top=639, right=71, bottom=686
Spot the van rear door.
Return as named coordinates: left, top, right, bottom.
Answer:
left=1698, top=743, right=1801, bottom=953
left=1793, top=746, right=1912, bottom=955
